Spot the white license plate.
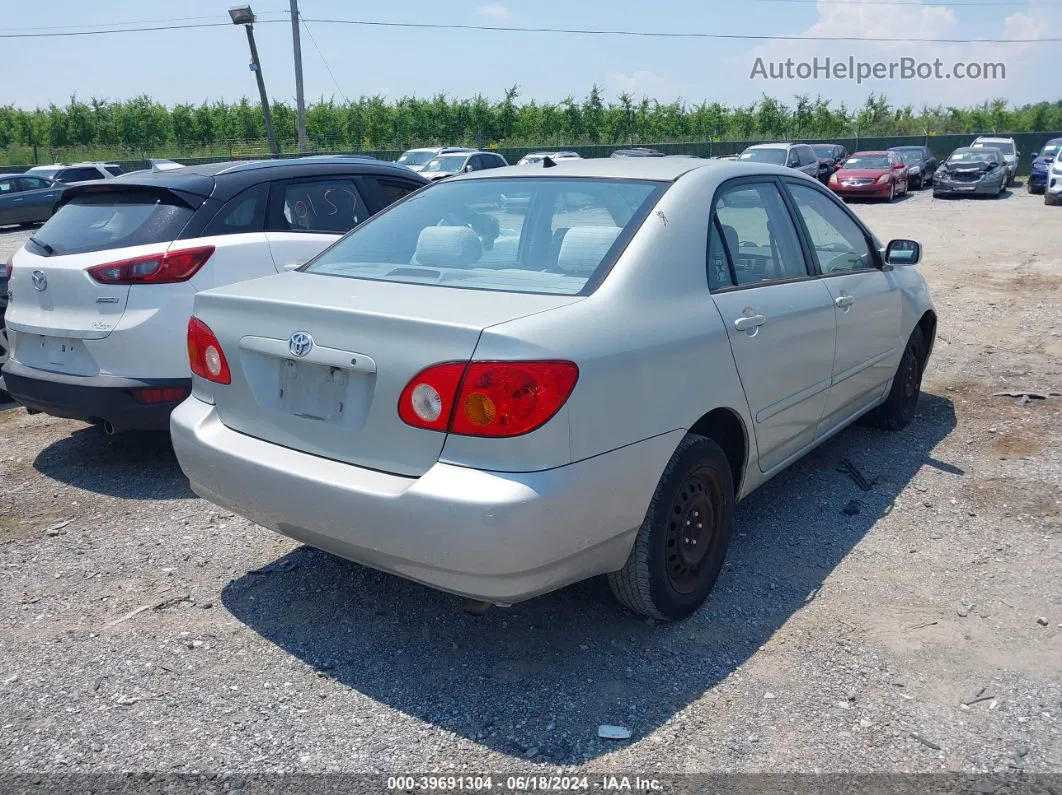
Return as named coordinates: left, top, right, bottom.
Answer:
left=279, top=360, right=349, bottom=421
left=957, top=186, right=976, bottom=191
left=43, top=337, right=76, bottom=366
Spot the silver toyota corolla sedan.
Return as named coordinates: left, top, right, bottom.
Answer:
left=171, top=157, right=936, bottom=621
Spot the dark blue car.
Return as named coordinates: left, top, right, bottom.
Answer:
left=1029, top=137, right=1062, bottom=195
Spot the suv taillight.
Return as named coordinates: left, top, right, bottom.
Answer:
left=187, top=317, right=231, bottom=385
left=399, top=360, right=579, bottom=438
left=88, top=246, right=214, bottom=285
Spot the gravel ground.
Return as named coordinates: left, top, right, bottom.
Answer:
left=0, top=185, right=1060, bottom=778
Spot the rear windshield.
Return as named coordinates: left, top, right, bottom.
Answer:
left=26, top=191, right=195, bottom=257
left=303, top=177, right=665, bottom=296
left=740, top=148, right=786, bottom=165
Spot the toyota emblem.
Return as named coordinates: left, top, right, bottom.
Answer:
left=31, top=270, right=47, bottom=291
left=288, top=331, right=314, bottom=357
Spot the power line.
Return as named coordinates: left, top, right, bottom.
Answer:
left=300, top=17, right=349, bottom=103
left=301, top=17, right=1058, bottom=43
left=0, top=22, right=258, bottom=38
left=2, top=12, right=288, bottom=33
left=0, top=15, right=1055, bottom=43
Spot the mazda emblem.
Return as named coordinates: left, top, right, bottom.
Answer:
left=31, top=270, right=47, bottom=291
left=288, top=331, right=314, bottom=357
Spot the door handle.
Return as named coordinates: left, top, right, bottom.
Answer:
left=733, top=314, right=766, bottom=332
left=834, top=295, right=856, bottom=308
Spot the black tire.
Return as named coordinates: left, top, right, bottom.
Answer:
left=608, top=434, right=735, bottom=621
left=869, top=327, right=925, bottom=431
left=0, top=320, right=9, bottom=402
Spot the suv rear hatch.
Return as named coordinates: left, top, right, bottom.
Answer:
left=8, top=179, right=210, bottom=345
left=195, top=272, right=582, bottom=477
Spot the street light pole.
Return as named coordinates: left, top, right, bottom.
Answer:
left=290, top=0, right=308, bottom=152
left=229, top=5, right=280, bottom=158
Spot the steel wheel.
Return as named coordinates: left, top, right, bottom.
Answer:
left=608, top=435, right=736, bottom=621
left=664, top=468, right=724, bottom=595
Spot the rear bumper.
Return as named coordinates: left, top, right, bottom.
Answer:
left=1, top=360, right=190, bottom=431
left=171, top=397, right=681, bottom=603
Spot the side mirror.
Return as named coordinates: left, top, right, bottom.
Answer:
left=893, top=162, right=906, bottom=170
left=886, top=239, right=921, bottom=266
left=463, top=164, right=474, bottom=173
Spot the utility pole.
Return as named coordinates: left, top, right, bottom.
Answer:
left=290, top=0, right=308, bottom=152
left=229, top=5, right=280, bottom=158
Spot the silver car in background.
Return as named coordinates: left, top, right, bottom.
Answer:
left=172, top=158, right=936, bottom=620
left=516, top=151, right=582, bottom=166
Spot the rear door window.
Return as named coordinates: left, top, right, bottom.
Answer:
left=374, top=179, right=419, bottom=209
left=26, top=191, right=195, bottom=257
left=270, top=179, right=369, bottom=234
left=714, top=182, right=808, bottom=286
left=203, top=183, right=268, bottom=236
left=16, top=177, right=50, bottom=191
left=0, top=179, right=14, bottom=194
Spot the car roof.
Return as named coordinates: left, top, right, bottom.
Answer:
left=747, top=143, right=793, bottom=149
left=888, top=145, right=925, bottom=151
left=64, top=156, right=428, bottom=203
left=850, top=150, right=891, bottom=156
left=973, top=136, right=1014, bottom=143
left=445, top=156, right=803, bottom=183
left=0, top=173, right=28, bottom=179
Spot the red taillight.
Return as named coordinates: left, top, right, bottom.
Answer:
left=88, top=245, right=214, bottom=285
left=186, top=317, right=231, bottom=385
left=132, top=387, right=191, bottom=405
left=398, top=360, right=579, bottom=438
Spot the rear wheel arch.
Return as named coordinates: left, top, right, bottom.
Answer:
left=688, top=407, right=749, bottom=497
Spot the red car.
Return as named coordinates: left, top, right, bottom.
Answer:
left=828, top=150, right=909, bottom=202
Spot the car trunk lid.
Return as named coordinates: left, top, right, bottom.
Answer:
left=6, top=181, right=206, bottom=340
left=196, top=272, right=582, bottom=477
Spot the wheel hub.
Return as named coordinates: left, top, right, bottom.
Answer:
left=665, top=469, right=721, bottom=594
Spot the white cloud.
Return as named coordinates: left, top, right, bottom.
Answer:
left=604, top=70, right=671, bottom=98
left=718, top=0, right=1051, bottom=107
left=476, top=3, right=511, bottom=20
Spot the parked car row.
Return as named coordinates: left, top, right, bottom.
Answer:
left=2, top=156, right=428, bottom=432
left=1, top=154, right=936, bottom=621
left=0, top=161, right=127, bottom=228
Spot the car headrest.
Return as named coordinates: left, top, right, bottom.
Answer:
left=414, top=226, right=482, bottom=268
left=720, top=223, right=739, bottom=255
left=556, top=226, right=622, bottom=275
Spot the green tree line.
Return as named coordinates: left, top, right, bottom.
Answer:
left=2, top=89, right=1061, bottom=162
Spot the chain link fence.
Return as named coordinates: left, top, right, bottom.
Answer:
left=3, top=131, right=1058, bottom=176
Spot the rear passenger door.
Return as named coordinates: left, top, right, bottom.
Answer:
left=708, top=178, right=838, bottom=473
left=16, top=176, right=63, bottom=222
left=188, top=182, right=274, bottom=289
left=264, top=177, right=371, bottom=272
